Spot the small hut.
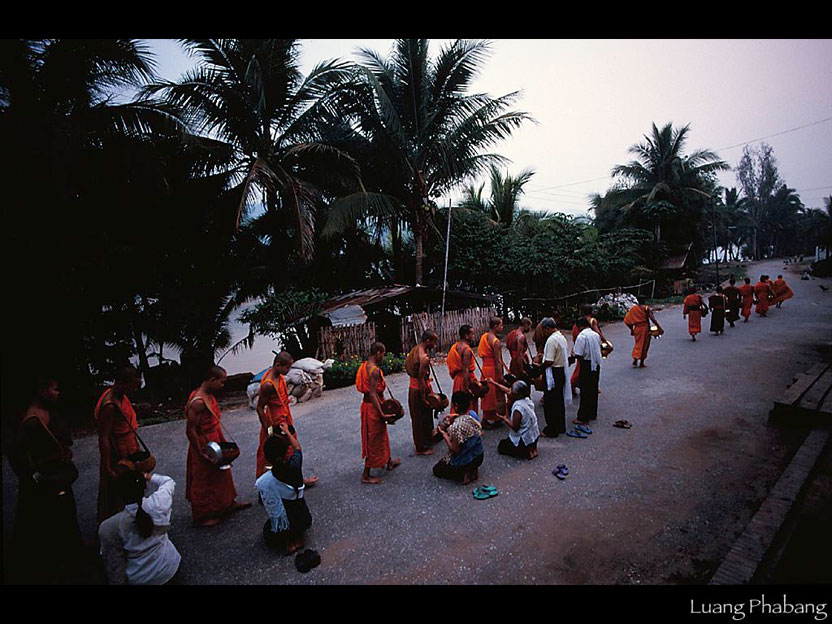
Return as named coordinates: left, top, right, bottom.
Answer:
left=658, top=242, right=697, bottom=295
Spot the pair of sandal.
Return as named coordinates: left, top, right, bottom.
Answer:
left=566, top=424, right=592, bottom=438
left=613, top=420, right=633, bottom=429
left=472, top=485, right=499, bottom=500
left=553, top=464, right=569, bottom=480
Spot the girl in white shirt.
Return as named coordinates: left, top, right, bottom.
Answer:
left=98, top=470, right=181, bottom=585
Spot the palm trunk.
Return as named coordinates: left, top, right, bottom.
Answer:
left=391, top=217, right=402, bottom=281
left=415, top=229, right=424, bottom=286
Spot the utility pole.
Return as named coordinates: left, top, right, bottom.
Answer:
left=440, top=200, right=452, bottom=350
left=711, top=196, right=720, bottom=286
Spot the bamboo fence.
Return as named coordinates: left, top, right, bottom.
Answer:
left=317, top=322, right=376, bottom=360
left=400, top=306, right=497, bottom=354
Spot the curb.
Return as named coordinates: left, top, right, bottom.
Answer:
left=709, top=427, right=830, bottom=585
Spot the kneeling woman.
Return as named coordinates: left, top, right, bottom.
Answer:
left=98, top=469, right=181, bottom=585
left=255, top=423, right=312, bottom=555
left=489, top=380, right=540, bottom=459
left=433, top=391, right=484, bottom=484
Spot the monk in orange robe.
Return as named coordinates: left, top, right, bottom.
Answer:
left=185, top=366, right=250, bottom=526
left=478, top=316, right=507, bottom=428
left=406, top=330, right=440, bottom=455
left=94, top=366, right=143, bottom=522
left=754, top=275, right=773, bottom=316
left=256, top=351, right=317, bottom=486
left=356, top=342, right=401, bottom=484
left=739, top=277, right=755, bottom=322
left=772, top=274, right=794, bottom=308
left=623, top=298, right=663, bottom=367
left=447, top=324, right=480, bottom=415
left=683, top=288, right=705, bottom=341
left=724, top=277, right=742, bottom=327
left=506, top=318, right=532, bottom=380
left=570, top=304, right=609, bottom=390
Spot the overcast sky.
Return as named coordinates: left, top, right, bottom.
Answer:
left=146, top=38, right=832, bottom=216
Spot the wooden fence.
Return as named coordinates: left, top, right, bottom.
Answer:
left=400, top=306, right=497, bottom=354
left=317, top=322, right=376, bottom=360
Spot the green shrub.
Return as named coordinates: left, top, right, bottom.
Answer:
left=323, top=353, right=407, bottom=390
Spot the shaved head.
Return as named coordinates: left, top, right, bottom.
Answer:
left=274, top=351, right=294, bottom=367
left=205, top=365, right=227, bottom=380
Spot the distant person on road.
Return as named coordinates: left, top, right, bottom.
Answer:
left=724, top=277, right=742, bottom=327
left=356, top=342, right=401, bottom=485
left=406, top=330, right=440, bottom=455
left=541, top=317, right=571, bottom=438
left=708, top=287, right=728, bottom=335
left=255, top=427, right=313, bottom=555
left=623, top=297, right=663, bottom=367
left=447, top=325, right=480, bottom=416
left=572, top=317, right=603, bottom=424
left=490, top=380, right=540, bottom=459
left=98, top=469, right=181, bottom=585
left=772, top=274, right=794, bottom=308
left=185, top=366, right=250, bottom=527
left=94, top=366, right=146, bottom=522
left=506, top=317, right=533, bottom=381
left=754, top=275, right=774, bottom=317
left=739, top=277, right=755, bottom=322
left=570, top=305, right=608, bottom=393
left=257, top=352, right=317, bottom=486
left=478, top=317, right=507, bottom=429
left=433, top=391, right=484, bottom=484
left=683, top=287, right=705, bottom=341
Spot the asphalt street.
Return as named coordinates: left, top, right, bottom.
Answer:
left=3, top=259, right=830, bottom=584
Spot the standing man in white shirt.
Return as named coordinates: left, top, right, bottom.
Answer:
left=541, top=317, right=570, bottom=438
left=572, top=317, right=603, bottom=425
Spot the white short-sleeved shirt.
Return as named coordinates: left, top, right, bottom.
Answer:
left=543, top=330, right=566, bottom=367
left=508, top=397, right=540, bottom=447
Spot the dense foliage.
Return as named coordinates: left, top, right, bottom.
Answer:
left=323, top=353, right=407, bottom=390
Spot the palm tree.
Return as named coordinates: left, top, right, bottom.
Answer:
left=325, top=39, right=532, bottom=284
left=143, top=39, right=367, bottom=287
left=611, top=122, right=728, bottom=251
left=460, top=165, right=535, bottom=227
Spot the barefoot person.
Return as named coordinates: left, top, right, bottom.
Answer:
left=489, top=380, right=540, bottom=460
left=94, top=366, right=147, bottom=522
left=255, top=427, right=312, bottom=555
left=257, top=351, right=317, bottom=485
left=356, top=342, right=401, bottom=484
left=739, top=277, right=755, bottom=322
left=724, top=277, right=741, bottom=327
left=478, top=317, right=507, bottom=429
left=433, top=392, right=484, bottom=484
left=683, top=287, right=705, bottom=341
left=406, top=330, right=440, bottom=455
left=572, top=317, right=602, bottom=426
left=623, top=297, right=662, bottom=367
left=541, top=317, right=570, bottom=438
left=772, top=274, right=794, bottom=308
left=185, top=366, right=250, bottom=527
left=708, top=287, right=728, bottom=335
left=570, top=305, right=608, bottom=393
left=506, top=317, right=533, bottom=380
left=447, top=325, right=481, bottom=416
left=754, top=275, right=773, bottom=317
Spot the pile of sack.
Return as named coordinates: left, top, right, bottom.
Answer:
left=594, top=292, right=639, bottom=317
left=247, top=357, right=335, bottom=408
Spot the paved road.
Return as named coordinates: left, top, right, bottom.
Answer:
left=4, top=259, right=831, bottom=584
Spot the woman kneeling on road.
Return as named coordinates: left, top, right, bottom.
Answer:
left=433, top=391, right=484, bottom=484
left=488, top=380, right=540, bottom=460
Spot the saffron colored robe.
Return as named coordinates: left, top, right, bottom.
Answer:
left=94, top=389, right=141, bottom=522
left=405, top=346, right=435, bottom=452
left=447, top=341, right=478, bottom=415
left=623, top=304, right=651, bottom=360
left=739, top=284, right=755, bottom=319
left=754, top=281, right=772, bottom=315
left=356, top=362, right=391, bottom=469
left=257, top=369, right=295, bottom=480
left=683, top=294, right=704, bottom=335
left=724, top=285, right=741, bottom=323
left=773, top=278, right=794, bottom=304
left=185, top=392, right=237, bottom=521
left=505, top=329, right=528, bottom=379
left=477, top=333, right=505, bottom=418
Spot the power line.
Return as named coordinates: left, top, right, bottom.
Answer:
left=717, top=116, right=832, bottom=152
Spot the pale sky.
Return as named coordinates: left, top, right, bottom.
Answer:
left=146, top=38, right=832, bottom=215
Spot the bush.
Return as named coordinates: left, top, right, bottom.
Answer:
left=323, top=353, right=407, bottom=390
left=812, top=257, right=832, bottom=278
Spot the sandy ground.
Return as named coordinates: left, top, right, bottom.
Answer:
left=3, top=259, right=830, bottom=585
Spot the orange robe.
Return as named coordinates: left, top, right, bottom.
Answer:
left=447, top=341, right=478, bottom=415
left=773, top=278, right=794, bottom=304
left=94, top=388, right=141, bottom=522
left=257, top=369, right=295, bottom=480
left=754, top=282, right=771, bottom=315
left=406, top=347, right=435, bottom=452
left=623, top=304, right=651, bottom=360
left=683, top=294, right=704, bottom=335
left=739, top=284, right=754, bottom=319
left=505, top=329, right=528, bottom=378
left=185, top=392, right=236, bottom=521
left=356, top=362, right=391, bottom=469
left=477, top=333, right=505, bottom=418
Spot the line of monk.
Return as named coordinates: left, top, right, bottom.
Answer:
left=478, top=317, right=507, bottom=429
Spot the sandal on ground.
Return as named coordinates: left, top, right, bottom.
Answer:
left=553, top=468, right=566, bottom=480
left=613, top=420, right=632, bottom=429
left=473, top=486, right=498, bottom=499
left=575, top=424, right=593, bottom=435
left=566, top=429, right=588, bottom=439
